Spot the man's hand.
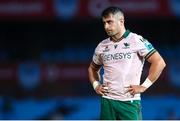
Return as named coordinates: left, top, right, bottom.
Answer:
left=95, top=84, right=109, bottom=96
left=125, top=85, right=147, bottom=96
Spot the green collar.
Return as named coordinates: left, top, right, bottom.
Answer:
left=110, top=29, right=130, bottom=42
left=122, top=29, right=130, bottom=38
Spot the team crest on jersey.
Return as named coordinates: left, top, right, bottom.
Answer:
left=103, top=46, right=110, bottom=52
left=122, top=43, right=130, bottom=49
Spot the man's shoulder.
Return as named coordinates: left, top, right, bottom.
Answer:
left=100, top=37, right=110, bottom=44
left=96, top=38, right=110, bottom=51
left=128, top=31, right=144, bottom=44
left=95, top=38, right=110, bottom=51
left=96, top=37, right=110, bottom=46
left=129, top=31, right=142, bottom=39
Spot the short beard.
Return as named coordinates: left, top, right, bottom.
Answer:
left=107, top=31, right=117, bottom=37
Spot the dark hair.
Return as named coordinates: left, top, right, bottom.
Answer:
left=101, top=6, right=124, bottom=17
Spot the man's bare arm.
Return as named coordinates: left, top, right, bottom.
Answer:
left=88, top=62, right=107, bottom=95
left=127, top=52, right=166, bottom=95
left=88, top=62, right=101, bottom=85
left=146, top=51, right=166, bottom=83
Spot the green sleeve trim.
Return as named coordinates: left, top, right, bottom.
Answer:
left=145, top=49, right=157, bottom=60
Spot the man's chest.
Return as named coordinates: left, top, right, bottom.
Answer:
left=100, top=42, right=136, bottom=63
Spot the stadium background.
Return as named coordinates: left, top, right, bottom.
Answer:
left=0, top=0, right=179, bottom=120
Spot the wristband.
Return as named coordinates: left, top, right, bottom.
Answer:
left=92, top=81, right=100, bottom=90
left=141, top=78, right=153, bottom=89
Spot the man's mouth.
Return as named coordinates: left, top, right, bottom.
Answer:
left=106, top=30, right=112, bottom=32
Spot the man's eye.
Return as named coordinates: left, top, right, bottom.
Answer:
left=108, top=21, right=112, bottom=24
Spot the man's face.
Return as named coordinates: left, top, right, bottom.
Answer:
left=102, top=13, right=121, bottom=37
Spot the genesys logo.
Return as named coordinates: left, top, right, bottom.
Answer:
left=102, top=52, right=132, bottom=62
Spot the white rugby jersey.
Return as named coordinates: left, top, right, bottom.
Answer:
left=92, top=30, right=156, bottom=101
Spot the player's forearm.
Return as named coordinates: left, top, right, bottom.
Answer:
left=147, top=58, right=166, bottom=82
left=88, top=66, right=101, bottom=84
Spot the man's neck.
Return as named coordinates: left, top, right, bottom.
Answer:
left=111, top=29, right=126, bottom=42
